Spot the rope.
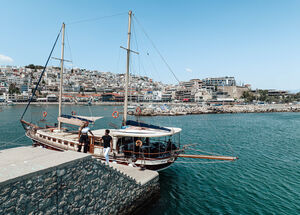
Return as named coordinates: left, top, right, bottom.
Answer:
left=65, top=29, right=74, bottom=68
left=133, top=15, right=180, bottom=83
left=0, top=134, right=28, bottom=148
left=21, top=27, right=62, bottom=120
left=67, top=12, right=127, bottom=25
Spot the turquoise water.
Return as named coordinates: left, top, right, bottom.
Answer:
left=1, top=105, right=300, bottom=214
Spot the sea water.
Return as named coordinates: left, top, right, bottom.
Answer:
left=1, top=104, right=299, bottom=214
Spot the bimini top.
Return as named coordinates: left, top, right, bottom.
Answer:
left=111, top=126, right=182, bottom=138
left=92, top=120, right=182, bottom=138
left=58, top=114, right=102, bottom=126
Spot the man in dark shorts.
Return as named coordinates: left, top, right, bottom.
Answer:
left=102, top=129, right=112, bottom=164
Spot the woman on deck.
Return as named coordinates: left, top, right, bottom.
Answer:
left=78, top=122, right=94, bottom=153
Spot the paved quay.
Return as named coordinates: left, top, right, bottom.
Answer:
left=0, top=146, right=158, bottom=186
left=0, top=146, right=89, bottom=184
left=108, top=162, right=158, bottom=186
left=0, top=146, right=160, bottom=214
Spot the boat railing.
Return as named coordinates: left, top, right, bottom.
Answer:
left=123, top=149, right=180, bottom=159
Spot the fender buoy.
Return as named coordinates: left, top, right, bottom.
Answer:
left=71, top=111, right=76, bottom=116
left=43, top=111, right=47, bottom=118
left=135, top=140, right=143, bottom=147
left=112, top=111, right=119, bottom=118
left=135, top=107, right=142, bottom=115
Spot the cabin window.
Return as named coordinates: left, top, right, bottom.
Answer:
left=64, top=141, right=68, bottom=145
left=53, top=138, right=56, bottom=142
left=70, top=143, right=74, bottom=147
left=58, top=139, right=62, bottom=143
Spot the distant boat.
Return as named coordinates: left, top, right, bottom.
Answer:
left=84, top=100, right=92, bottom=106
left=6, top=100, right=15, bottom=106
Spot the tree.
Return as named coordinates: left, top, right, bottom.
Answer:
left=258, top=90, right=268, bottom=101
left=241, top=91, right=255, bottom=103
left=8, top=83, right=20, bottom=94
left=79, top=86, right=85, bottom=95
left=25, top=64, right=44, bottom=70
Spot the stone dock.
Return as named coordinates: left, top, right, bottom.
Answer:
left=0, top=147, right=159, bottom=215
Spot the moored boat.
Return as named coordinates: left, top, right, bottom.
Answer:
left=20, top=11, right=237, bottom=171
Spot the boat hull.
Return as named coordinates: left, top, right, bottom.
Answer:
left=26, top=130, right=177, bottom=172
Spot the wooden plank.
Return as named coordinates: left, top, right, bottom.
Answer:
left=178, top=154, right=238, bottom=161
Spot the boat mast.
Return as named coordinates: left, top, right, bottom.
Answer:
left=58, top=22, right=65, bottom=129
left=123, top=10, right=132, bottom=126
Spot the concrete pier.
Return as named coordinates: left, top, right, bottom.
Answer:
left=0, top=147, right=159, bottom=214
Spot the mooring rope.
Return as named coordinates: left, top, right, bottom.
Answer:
left=0, top=134, right=28, bottom=148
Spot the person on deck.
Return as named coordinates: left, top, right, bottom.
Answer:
left=101, top=129, right=113, bottom=164
left=78, top=122, right=94, bottom=153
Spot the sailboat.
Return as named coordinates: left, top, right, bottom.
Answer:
left=20, top=11, right=237, bottom=171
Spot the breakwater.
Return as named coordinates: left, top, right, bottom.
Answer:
left=0, top=147, right=159, bottom=215
left=134, top=104, right=300, bottom=116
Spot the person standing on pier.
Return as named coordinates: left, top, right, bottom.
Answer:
left=102, top=129, right=113, bottom=164
left=78, top=122, right=94, bottom=153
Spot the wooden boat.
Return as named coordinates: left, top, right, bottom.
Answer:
left=20, top=11, right=237, bottom=171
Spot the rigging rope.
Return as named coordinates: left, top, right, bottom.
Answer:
left=21, top=27, right=62, bottom=120
left=67, top=12, right=127, bottom=25
left=65, top=29, right=74, bottom=68
left=133, top=15, right=180, bottom=83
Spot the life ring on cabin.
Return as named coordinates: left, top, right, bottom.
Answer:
left=43, top=111, right=47, bottom=118
left=135, top=140, right=143, bottom=147
left=112, top=111, right=119, bottom=118
left=71, top=111, right=76, bottom=116
left=135, top=107, right=142, bottom=115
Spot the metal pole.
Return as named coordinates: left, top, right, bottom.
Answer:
left=123, top=11, right=132, bottom=126
left=58, top=22, right=65, bottom=129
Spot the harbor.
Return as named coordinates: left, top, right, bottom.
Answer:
left=1, top=105, right=300, bottom=214
left=1, top=0, right=300, bottom=214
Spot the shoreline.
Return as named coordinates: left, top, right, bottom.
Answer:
left=131, top=104, right=300, bottom=116
left=1, top=102, right=300, bottom=115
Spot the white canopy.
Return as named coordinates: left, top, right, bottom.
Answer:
left=58, top=117, right=84, bottom=126
left=74, top=115, right=103, bottom=122
left=58, top=115, right=103, bottom=126
left=111, top=127, right=182, bottom=138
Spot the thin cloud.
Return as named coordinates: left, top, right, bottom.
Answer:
left=185, top=68, right=192, bottom=73
left=0, top=54, right=13, bottom=63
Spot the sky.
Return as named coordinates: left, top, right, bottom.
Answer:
left=1, top=0, right=300, bottom=90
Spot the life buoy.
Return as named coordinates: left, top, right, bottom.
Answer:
left=71, top=111, right=76, bottom=116
left=43, top=111, right=47, bottom=118
left=135, top=107, right=142, bottom=115
left=135, top=140, right=143, bottom=147
left=112, top=111, right=119, bottom=118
